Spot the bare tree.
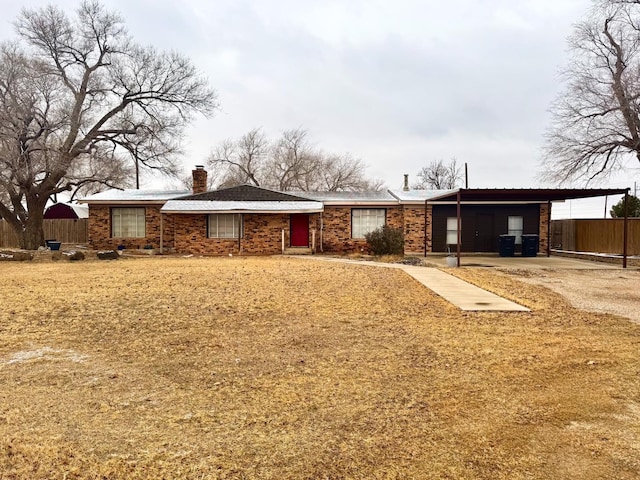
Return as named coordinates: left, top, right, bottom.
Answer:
left=0, top=1, right=217, bottom=249
left=267, top=127, right=320, bottom=191
left=206, top=127, right=382, bottom=192
left=67, top=148, right=135, bottom=201
left=542, top=1, right=640, bottom=184
left=207, top=127, right=268, bottom=187
left=319, top=153, right=383, bottom=191
left=413, top=158, right=462, bottom=189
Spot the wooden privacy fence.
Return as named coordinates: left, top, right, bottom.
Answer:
left=0, top=219, right=88, bottom=248
left=551, top=219, right=640, bottom=255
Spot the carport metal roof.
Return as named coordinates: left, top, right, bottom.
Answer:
left=426, top=188, right=630, bottom=203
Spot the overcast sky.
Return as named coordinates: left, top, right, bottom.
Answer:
left=1, top=0, right=637, bottom=216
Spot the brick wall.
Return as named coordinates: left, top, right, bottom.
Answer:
left=171, top=213, right=322, bottom=255
left=242, top=213, right=289, bottom=255
left=539, top=203, right=550, bottom=254
left=387, top=207, right=404, bottom=229
left=173, top=214, right=240, bottom=255
left=320, top=206, right=403, bottom=254
left=88, top=205, right=173, bottom=251
left=403, top=205, right=433, bottom=254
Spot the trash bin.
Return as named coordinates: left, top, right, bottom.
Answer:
left=521, top=234, right=539, bottom=257
left=45, top=240, right=61, bottom=251
left=499, top=235, right=516, bottom=257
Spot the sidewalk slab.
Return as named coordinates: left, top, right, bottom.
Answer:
left=284, top=256, right=530, bottom=312
left=401, top=266, right=530, bottom=312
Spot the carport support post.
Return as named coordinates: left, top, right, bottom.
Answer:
left=456, top=190, right=461, bottom=267
left=623, top=190, right=629, bottom=269
left=546, top=200, right=551, bottom=257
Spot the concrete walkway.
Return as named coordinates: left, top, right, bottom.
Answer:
left=401, top=266, right=529, bottom=311
left=286, top=256, right=530, bottom=312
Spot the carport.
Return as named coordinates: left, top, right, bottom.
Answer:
left=424, top=188, right=631, bottom=268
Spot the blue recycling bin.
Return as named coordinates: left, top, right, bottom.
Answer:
left=499, top=235, right=515, bottom=257
left=46, top=240, right=61, bottom=251
left=521, top=234, right=539, bottom=257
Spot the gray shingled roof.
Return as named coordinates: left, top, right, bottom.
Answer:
left=293, top=190, right=397, bottom=203
left=180, top=185, right=313, bottom=202
left=79, top=189, right=191, bottom=203
left=388, top=189, right=457, bottom=202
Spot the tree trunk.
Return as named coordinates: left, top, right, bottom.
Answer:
left=18, top=210, right=45, bottom=250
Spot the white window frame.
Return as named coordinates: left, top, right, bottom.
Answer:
left=507, top=216, right=524, bottom=245
left=111, top=207, right=146, bottom=238
left=446, top=217, right=459, bottom=245
left=351, top=208, right=386, bottom=239
left=208, top=214, right=242, bottom=239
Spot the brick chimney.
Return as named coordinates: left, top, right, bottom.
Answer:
left=192, top=165, right=207, bottom=194
left=403, top=174, right=410, bottom=191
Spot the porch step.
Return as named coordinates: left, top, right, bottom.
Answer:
left=283, top=247, right=313, bottom=255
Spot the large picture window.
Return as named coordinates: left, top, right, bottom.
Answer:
left=446, top=217, right=459, bottom=245
left=112, top=208, right=145, bottom=238
left=208, top=214, right=242, bottom=238
left=508, top=216, right=524, bottom=245
left=352, top=209, right=385, bottom=238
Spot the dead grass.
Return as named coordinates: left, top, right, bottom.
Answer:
left=0, top=257, right=639, bottom=479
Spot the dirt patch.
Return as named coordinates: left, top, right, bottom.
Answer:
left=0, top=257, right=639, bottom=479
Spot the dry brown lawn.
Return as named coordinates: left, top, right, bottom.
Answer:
left=0, top=256, right=638, bottom=479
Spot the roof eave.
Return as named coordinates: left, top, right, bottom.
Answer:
left=321, top=201, right=398, bottom=206
left=425, top=188, right=631, bottom=203
left=427, top=200, right=548, bottom=205
left=399, top=200, right=440, bottom=205
left=80, top=200, right=169, bottom=205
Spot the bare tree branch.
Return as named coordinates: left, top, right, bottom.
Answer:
left=542, top=1, right=640, bottom=184
left=207, top=127, right=268, bottom=187
left=205, top=127, right=382, bottom=192
left=413, top=158, right=462, bottom=189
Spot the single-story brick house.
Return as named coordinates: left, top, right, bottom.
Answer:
left=79, top=166, right=628, bottom=256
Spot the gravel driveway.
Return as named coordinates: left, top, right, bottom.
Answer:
left=505, top=269, right=640, bottom=324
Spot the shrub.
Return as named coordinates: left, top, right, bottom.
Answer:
left=365, top=225, right=404, bottom=255
left=610, top=195, right=640, bottom=217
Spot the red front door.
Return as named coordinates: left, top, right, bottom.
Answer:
left=290, top=214, right=309, bottom=247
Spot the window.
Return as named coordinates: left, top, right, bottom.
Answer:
left=508, top=216, right=524, bottom=244
left=352, top=209, right=385, bottom=238
left=208, top=214, right=242, bottom=238
left=112, top=208, right=145, bottom=238
left=446, top=217, right=459, bottom=245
